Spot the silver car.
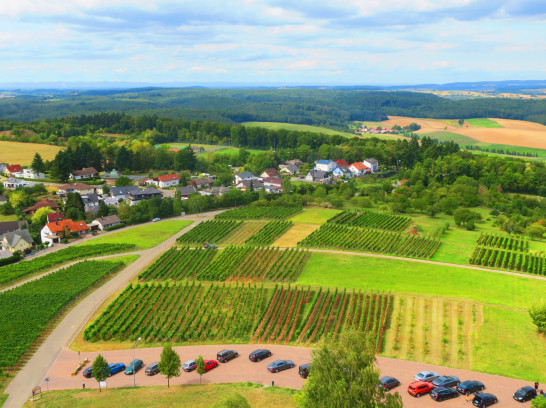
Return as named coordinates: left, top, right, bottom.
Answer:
left=414, top=370, right=439, bottom=382
left=183, top=360, right=197, bottom=372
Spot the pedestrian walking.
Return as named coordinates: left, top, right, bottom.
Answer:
left=466, top=393, right=471, bottom=403
left=535, top=381, right=540, bottom=391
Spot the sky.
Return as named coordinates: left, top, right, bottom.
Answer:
left=1, top=0, right=545, bottom=85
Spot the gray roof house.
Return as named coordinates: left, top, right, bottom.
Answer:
left=90, top=215, right=123, bottom=231
left=1, top=229, right=33, bottom=252
left=176, top=185, right=197, bottom=198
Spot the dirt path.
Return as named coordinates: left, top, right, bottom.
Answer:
left=42, top=345, right=536, bottom=408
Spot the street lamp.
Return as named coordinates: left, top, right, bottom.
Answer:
left=133, top=337, right=142, bottom=388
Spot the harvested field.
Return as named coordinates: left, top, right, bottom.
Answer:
left=0, top=141, right=62, bottom=165
left=273, top=224, right=320, bottom=247
left=220, top=221, right=268, bottom=245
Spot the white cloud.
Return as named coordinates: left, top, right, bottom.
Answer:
left=115, top=67, right=128, bottom=73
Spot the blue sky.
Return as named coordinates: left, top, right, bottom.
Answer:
left=1, top=0, right=545, bottom=85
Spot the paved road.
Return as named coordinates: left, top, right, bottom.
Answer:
left=43, top=344, right=537, bottom=408
left=3, top=210, right=222, bottom=408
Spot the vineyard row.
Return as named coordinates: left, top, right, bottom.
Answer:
left=329, top=210, right=410, bottom=232
left=470, top=246, right=545, bottom=275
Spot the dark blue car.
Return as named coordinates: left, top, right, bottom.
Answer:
left=108, top=363, right=126, bottom=376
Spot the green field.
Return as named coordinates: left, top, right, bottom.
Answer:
left=0, top=214, right=18, bottom=222
left=243, top=122, right=354, bottom=138
left=297, top=253, right=546, bottom=309
left=22, top=383, right=297, bottom=408
left=77, top=221, right=192, bottom=249
left=423, top=131, right=480, bottom=145
left=465, top=118, right=503, bottom=128
left=289, top=207, right=342, bottom=224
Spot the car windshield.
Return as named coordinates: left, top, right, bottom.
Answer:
left=514, top=390, right=526, bottom=397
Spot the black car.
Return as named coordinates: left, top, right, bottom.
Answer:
left=145, top=362, right=160, bottom=376
left=457, top=380, right=485, bottom=395
left=433, top=375, right=460, bottom=388
left=82, top=367, right=93, bottom=378
left=379, top=376, right=400, bottom=391
left=431, top=386, right=459, bottom=402
left=299, top=363, right=311, bottom=379
left=249, top=349, right=271, bottom=362
left=217, top=349, right=238, bottom=363
left=473, top=393, right=498, bottom=407
left=267, top=360, right=295, bottom=373
left=513, top=386, right=537, bottom=402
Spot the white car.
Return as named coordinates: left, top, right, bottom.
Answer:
left=414, top=370, right=439, bottom=382
left=152, top=218, right=160, bottom=222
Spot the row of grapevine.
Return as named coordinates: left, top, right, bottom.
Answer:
left=0, top=260, right=124, bottom=367
left=469, top=246, right=545, bottom=275
left=298, top=223, right=440, bottom=259
left=84, top=283, right=393, bottom=348
left=216, top=205, right=302, bottom=220
left=0, top=243, right=135, bottom=287
left=245, top=221, right=292, bottom=245
left=197, top=246, right=310, bottom=282
left=177, top=220, right=242, bottom=244
left=138, top=247, right=217, bottom=281
left=329, top=210, right=410, bottom=232
left=476, top=233, right=528, bottom=252
left=220, top=221, right=268, bottom=245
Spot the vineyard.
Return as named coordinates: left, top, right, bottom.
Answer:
left=470, top=246, right=545, bottom=275
left=0, top=243, right=135, bottom=287
left=197, top=246, right=310, bottom=282
left=476, top=233, right=528, bottom=252
left=215, top=205, right=302, bottom=220
left=84, top=283, right=392, bottom=349
left=220, top=221, right=267, bottom=245
left=329, top=210, right=410, bottom=232
left=0, top=260, right=124, bottom=367
left=177, top=220, right=242, bottom=244
left=298, top=223, right=440, bottom=258
left=138, top=247, right=217, bottom=281
left=245, top=221, right=292, bottom=245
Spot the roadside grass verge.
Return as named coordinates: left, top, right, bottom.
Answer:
left=77, top=221, right=192, bottom=249
left=22, top=383, right=297, bottom=408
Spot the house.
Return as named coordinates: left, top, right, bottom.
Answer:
left=349, top=162, right=370, bottom=177
left=81, top=193, right=101, bottom=212
left=70, top=167, right=98, bottom=180
left=90, top=215, right=123, bottom=231
left=3, top=178, right=38, bottom=189
left=57, top=183, right=96, bottom=197
left=0, top=195, right=7, bottom=206
left=46, top=213, right=65, bottom=223
left=101, top=169, right=121, bottom=185
left=332, top=165, right=353, bottom=179
left=260, top=169, right=279, bottom=179
left=284, top=159, right=304, bottom=166
left=190, top=178, right=213, bottom=190
left=176, top=185, right=197, bottom=199
left=147, top=174, right=180, bottom=188
left=199, top=186, right=231, bottom=196
left=0, top=221, right=29, bottom=240
left=22, top=199, right=60, bottom=215
left=126, top=175, right=147, bottom=183
left=40, top=219, right=90, bottom=245
left=126, top=188, right=163, bottom=206
left=264, top=185, right=282, bottom=194
left=279, top=164, right=300, bottom=176
left=314, top=160, right=336, bottom=172
left=3, top=164, right=23, bottom=177
left=305, top=170, right=332, bottom=183
left=336, top=159, right=350, bottom=167
left=111, top=185, right=140, bottom=202
left=363, top=158, right=379, bottom=173
left=0, top=163, right=6, bottom=174
left=236, top=179, right=263, bottom=191
left=1, top=229, right=33, bottom=253
left=22, top=168, right=45, bottom=179
left=262, top=177, right=283, bottom=188
left=234, top=171, right=257, bottom=184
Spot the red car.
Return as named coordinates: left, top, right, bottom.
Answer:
left=408, top=380, right=435, bottom=398
left=204, top=360, right=219, bottom=372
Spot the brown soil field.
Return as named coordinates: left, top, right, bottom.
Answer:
left=0, top=141, right=62, bottom=165
left=273, top=224, right=320, bottom=247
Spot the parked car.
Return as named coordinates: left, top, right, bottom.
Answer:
left=457, top=380, right=485, bottom=395
left=183, top=360, right=197, bottom=372
left=408, top=380, right=435, bottom=397
left=153, top=218, right=160, bottom=222
left=433, top=375, right=460, bottom=388
left=267, top=360, right=295, bottom=373
left=414, top=371, right=440, bottom=382
left=124, top=359, right=144, bottom=375
left=299, top=363, right=311, bottom=379
left=473, top=393, right=498, bottom=407
left=204, top=360, right=219, bottom=372
left=82, top=367, right=93, bottom=378
left=379, top=376, right=400, bottom=391
left=513, top=386, right=537, bottom=402
left=249, top=349, right=271, bottom=362
left=145, top=362, right=160, bottom=376
left=217, top=349, right=238, bottom=363
left=430, top=386, right=459, bottom=402
left=107, top=363, right=126, bottom=376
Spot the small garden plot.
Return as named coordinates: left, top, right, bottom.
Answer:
left=220, top=221, right=267, bottom=245
left=298, top=223, right=440, bottom=259
left=197, top=246, right=310, bottom=282
left=329, top=210, right=410, bottom=232
left=177, top=220, right=242, bottom=244
left=215, top=205, right=302, bottom=220
left=245, top=221, right=292, bottom=245
left=138, top=247, right=217, bottom=281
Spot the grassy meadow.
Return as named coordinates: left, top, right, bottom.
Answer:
left=243, top=121, right=354, bottom=138
left=465, top=118, right=503, bottom=128
left=0, top=141, right=62, bottom=165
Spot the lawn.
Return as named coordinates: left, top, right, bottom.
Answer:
left=297, top=253, right=546, bottom=309
left=289, top=207, right=342, bottom=224
left=465, top=118, right=503, bottom=128
left=0, top=141, right=62, bottom=165
left=243, top=122, right=354, bottom=138
left=422, top=131, right=480, bottom=145
left=0, top=214, right=18, bottom=222
left=22, top=383, right=297, bottom=408
left=77, top=221, right=192, bottom=250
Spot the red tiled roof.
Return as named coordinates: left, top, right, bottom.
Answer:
left=351, top=162, right=369, bottom=170
left=46, top=213, right=65, bottom=223
left=262, top=169, right=279, bottom=177
left=336, top=160, right=350, bottom=167
left=22, top=199, right=60, bottom=214
left=72, top=167, right=98, bottom=176
left=45, top=219, right=89, bottom=233
left=58, top=182, right=94, bottom=191
left=6, top=164, right=23, bottom=173
left=155, top=174, right=180, bottom=182
left=262, top=177, right=282, bottom=185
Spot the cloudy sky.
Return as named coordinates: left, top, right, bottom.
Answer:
left=1, top=0, right=545, bottom=85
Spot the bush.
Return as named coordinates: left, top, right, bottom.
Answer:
left=529, top=304, right=546, bottom=333
left=105, top=223, right=125, bottom=232
left=0, top=253, right=22, bottom=267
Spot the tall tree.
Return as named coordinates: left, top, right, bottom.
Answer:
left=115, top=145, right=133, bottom=171
left=115, top=176, right=133, bottom=187
left=92, top=354, right=109, bottom=392
left=158, top=344, right=181, bottom=388
left=295, top=331, right=403, bottom=408
left=174, top=147, right=197, bottom=171
left=97, top=200, right=110, bottom=218
left=195, top=355, right=206, bottom=385
left=64, top=192, right=85, bottom=220
left=31, top=153, right=45, bottom=175
left=50, top=150, right=73, bottom=182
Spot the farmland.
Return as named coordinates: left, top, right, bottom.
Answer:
left=243, top=121, right=354, bottom=138
left=0, top=141, right=62, bottom=165
left=328, top=210, right=410, bottom=232
left=177, top=220, right=242, bottom=244
left=245, top=221, right=292, bottom=245
left=216, top=205, right=302, bottom=220
left=220, top=221, right=267, bottom=245
left=138, top=247, right=217, bottom=281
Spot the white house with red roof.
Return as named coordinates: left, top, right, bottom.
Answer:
left=40, top=219, right=90, bottom=245
left=349, top=162, right=370, bottom=176
left=3, top=164, right=23, bottom=178
left=146, top=174, right=180, bottom=188
left=69, top=167, right=98, bottom=180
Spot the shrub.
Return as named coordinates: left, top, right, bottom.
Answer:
left=529, top=304, right=546, bottom=333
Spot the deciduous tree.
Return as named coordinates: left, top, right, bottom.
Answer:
left=158, top=344, right=181, bottom=388
left=195, top=355, right=206, bottom=384
left=92, top=354, right=109, bottom=392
